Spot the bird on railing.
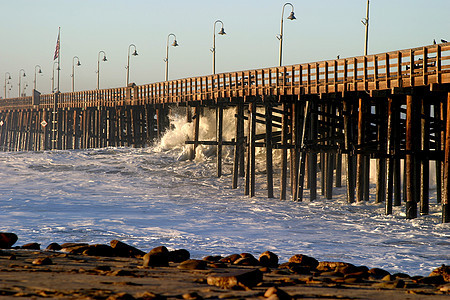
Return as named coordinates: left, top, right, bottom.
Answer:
left=442, top=39, right=448, bottom=43
left=433, top=39, right=436, bottom=45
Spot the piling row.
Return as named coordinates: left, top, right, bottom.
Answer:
left=0, top=43, right=449, bottom=222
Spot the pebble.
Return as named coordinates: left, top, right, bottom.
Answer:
left=207, top=268, right=263, bottom=289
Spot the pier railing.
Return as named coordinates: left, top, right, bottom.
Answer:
left=1, top=43, right=449, bottom=111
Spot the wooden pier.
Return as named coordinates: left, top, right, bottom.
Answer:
left=1, top=43, right=450, bottom=222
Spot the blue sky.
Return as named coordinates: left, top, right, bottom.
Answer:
left=1, top=0, right=449, bottom=96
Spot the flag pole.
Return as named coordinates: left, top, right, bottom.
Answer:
left=57, top=27, right=61, bottom=93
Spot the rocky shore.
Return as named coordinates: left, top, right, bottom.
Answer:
left=0, top=232, right=449, bottom=299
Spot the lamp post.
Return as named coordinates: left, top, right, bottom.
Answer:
left=164, top=33, right=179, bottom=81
left=278, top=3, right=296, bottom=67
left=361, top=0, right=370, bottom=56
left=72, top=56, right=81, bottom=92
left=211, top=20, right=226, bottom=75
left=34, top=65, right=42, bottom=90
left=4, top=72, right=11, bottom=99
left=18, top=69, right=26, bottom=97
left=126, top=44, right=138, bottom=86
left=97, top=50, right=108, bottom=89
left=51, top=61, right=58, bottom=93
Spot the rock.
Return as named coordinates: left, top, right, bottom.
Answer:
left=0, top=233, right=18, bottom=249
left=46, top=243, right=62, bottom=251
left=429, top=265, right=450, bottom=282
left=143, top=246, right=169, bottom=267
left=317, top=261, right=355, bottom=272
left=203, top=255, right=222, bottom=262
left=233, top=256, right=260, bottom=266
left=208, top=262, right=227, bottom=268
left=135, top=292, right=165, bottom=300
left=335, top=264, right=359, bottom=275
left=259, top=251, right=279, bottom=268
left=372, top=279, right=405, bottom=289
left=207, top=269, right=263, bottom=289
left=368, top=268, right=390, bottom=279
left=168, top=249, right=190, bottom=263
left=439, top=283, right=450, bottom=292
left=21, top=243, right=40, bottom=250
left=417, top=275, right=446, bottom=285
left=382, top=274, right=396, bottom=281
left=279, top=262, right=312, bottom=275
left=182, top=292, right=203, bottom=300
left=219, top=254, right=241, bottom=264
left=264, top=286, right=292, bottom=300
left=32, top=257, right=53, bottom=265
left=110, top=240, right=146, bottom=258
left=110, top=270, right=136, bottom=277
left=177, top=259, right=207, bottom=270
left=106, top=292, right=135, bottom=300
left=288, top=254, right=319, bottom=269
left=60, top=242, right=89, bottom=248
left=392, top=272, right=410, bottom=279
left=82, top=244, right=115, bottom=257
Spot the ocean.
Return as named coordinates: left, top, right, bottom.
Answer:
left=0, top=109, right=448, bottom=277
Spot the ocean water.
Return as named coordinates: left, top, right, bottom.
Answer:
left=0, top=110, right=448, bottom=277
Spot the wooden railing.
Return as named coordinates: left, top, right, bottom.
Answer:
left=1, top=43, right=449, bottom=111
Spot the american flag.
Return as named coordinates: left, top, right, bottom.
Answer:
left=53, top=30, right=60, bottom=60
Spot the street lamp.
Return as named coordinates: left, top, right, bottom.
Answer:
left=4, top=72, right=11, bottom=99
left=277, top=2, right=296, bottom=67
left=361, top=0, right=370, bottom=56
left=18, top=69, right=26, bottom=97
left=97, top=51, right=108, bottom=89
left=211, top=20, right=226, bottom=74
left=51, top=61, right=58, bottom=93
left=34, top=65, right=42, bottom=90
left=126, top=44, right=138, bottom=86
left=72, top=56, right=81, bottom=92
left=164, top=33, right=179, bottom=81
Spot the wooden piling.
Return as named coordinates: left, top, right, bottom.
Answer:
left=265, top=104, right=274, bottom=198
left=405, top=94, right=417, bottom=219
left=443, top=92, right=450, bottom=223
left=420, top=98, right=430, bottom=215
left=216, top=105, right=223, bottom=178
left=280, top=102, right=289, bottom=200
left=356, top=98, right=365, bottom=202
left=343, top=98, right=355, bottom=203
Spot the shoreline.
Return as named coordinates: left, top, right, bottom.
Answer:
left=0, top=236, right=449, bottom=299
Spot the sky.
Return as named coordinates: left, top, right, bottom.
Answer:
left=0, top=0, right=449, bottom=97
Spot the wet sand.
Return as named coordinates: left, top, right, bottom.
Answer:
left=0, top=248, right=448, bottom=299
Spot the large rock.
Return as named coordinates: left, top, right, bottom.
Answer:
left=207, top=268, right=263, bottom=289
left=46, top=243, right=62, bottom=251
left=21, top=242, right=40, bottom=250
left=82, top=244, right=115, bottom=257
left=367, top=268, right=390, bottom=279
left=317, top=261, right=355, bottom=272
left=110, top=240, right=146, bottom=258
left=279, top=262, right=312, bottom=275
left=234, top=253, right=260, bottom=266
left=177, top=259, right=207, bottom=270
left=168, top=249, right=190, bottom=263
left=0, top=233, right=18, bottom=249
left=288, top=254, right=319, bottom=269
left=143, top=246, right=169, bottom=267
left=219, top=254, right=241, bottom=264
left=429, top=265, right=450, bottom=282
left=259, top=251, right=279, bottom=268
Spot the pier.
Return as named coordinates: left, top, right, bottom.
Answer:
left=1, top=43, right=449, bottom=222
